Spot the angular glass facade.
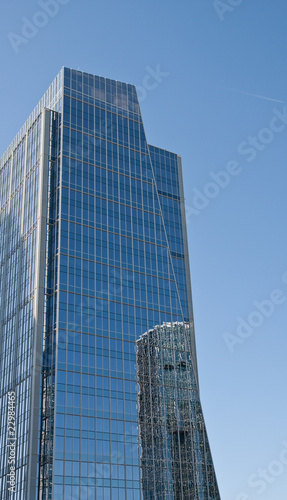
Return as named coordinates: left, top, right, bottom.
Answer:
left=0, top=68, right=220, bottom=499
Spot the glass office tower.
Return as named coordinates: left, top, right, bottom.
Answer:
left=0, top=68, right=220, bottom=499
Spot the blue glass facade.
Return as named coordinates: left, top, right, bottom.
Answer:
left=0, top=68, right=220, bottom=499
left=0, top=72, right=62, bottom=499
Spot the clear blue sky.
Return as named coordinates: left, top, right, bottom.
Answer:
left=1, top=1, right=287, bottom=498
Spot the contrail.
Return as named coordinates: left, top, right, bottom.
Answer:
left=224, top=87, right=286, bottom=104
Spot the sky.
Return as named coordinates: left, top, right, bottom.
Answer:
left=1, top=1, right=287, bottom=498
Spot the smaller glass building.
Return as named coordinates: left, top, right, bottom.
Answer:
left=137, top=323, right=219, bottom=499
